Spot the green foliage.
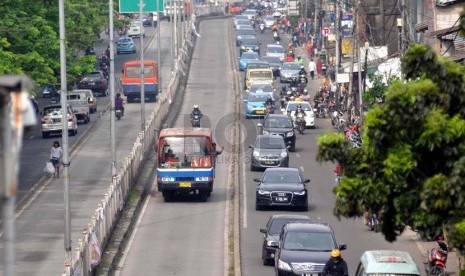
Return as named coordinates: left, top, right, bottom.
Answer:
left=317, top=43, right=465, bottom=255
left=363, top=74, right=399, bottom=109
left=0, top=0, right=109, bottom=87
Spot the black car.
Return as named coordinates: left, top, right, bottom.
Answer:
left=259, top=114, right=296, bottom=151
left=240, top=38, right=261, bottom=55
left=236, top=29, right=256, bottom=46
left=249, top=135, right=289, bottom=171
left=262, top=56, right=282, bottom=78
left=77, top=71, right=108, bottom=96
left=260, top=214, right=312, bottom=266
left=275, top=222, right=347, bottom=276
left=255, top=167, right=309, bottom=211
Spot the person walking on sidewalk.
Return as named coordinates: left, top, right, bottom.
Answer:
left=305, top=41, right=313, bottom=59
left=308, top=58, right=316, bottom=80
left=50, top=141, right=63, bottom=178
left=317, top=59, right=323, bottom=78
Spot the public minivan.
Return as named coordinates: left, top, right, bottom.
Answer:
left=355, top=250, right=421, bottom=276
left=246, top=68, right=273, bottom=89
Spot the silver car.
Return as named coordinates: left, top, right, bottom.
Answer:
left=265, top=44, right=285, bottom=62
left=41, top=104, right=78, bottom=138
left=249, top=135, right=289, bottom=171
left=279, top=62, right=301, bottom=83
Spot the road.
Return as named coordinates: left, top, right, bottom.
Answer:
left=238, top=26, right=428, bottom=275
left=116, top=18, right=235, bottom=275
left=0, top=21, right=176, bottom=275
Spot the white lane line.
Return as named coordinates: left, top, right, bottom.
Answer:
left=242, top=156, right=247, bottom=229
left=296, top=153, right=301, bottom=158
left=114, top=189, right=151, bottom=275
left=299, top=166, right=305, bottom=172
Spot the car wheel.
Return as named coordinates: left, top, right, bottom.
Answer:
left=250, top=163, right=256, bottom=171
left=42, top=132, right=49, bottom=139
left=199, top=192, right=208, bottom=202
left=300, top=204, right=309, bottom=212
left=255, top=201, right=263, bottom=211
left=162, top=191, right=174, bottom=202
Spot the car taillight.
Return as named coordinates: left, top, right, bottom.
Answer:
left=68, top=115, right=73, bottom=122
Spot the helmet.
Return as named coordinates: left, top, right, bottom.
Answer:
left=286, top=91, right=292, bottom=95
left=116, top=93, right=121, bottom=98
left=304, top=89, right=308, bottom=94
left=331, top=249, right=341, bottom=258
left=193, top=105, right=199, bottom=109
left=300, top=65, right=304, bottom=69
left=297, top=55, right=301, bottom=58
left=297, top=104, right=302, bottom=108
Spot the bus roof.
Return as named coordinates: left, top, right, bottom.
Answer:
left=159, top=127, right=212, bottom=138
left=360, top=250, right=420, bottom=275
left=124, top=60, right=157, bottom=66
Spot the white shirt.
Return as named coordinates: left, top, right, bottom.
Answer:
left=308, top=61, right=316, bottom=72
left=50, top=146, right=62, bottom=159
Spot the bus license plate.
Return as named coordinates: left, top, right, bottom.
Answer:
left=179, top=182, right=191, bottom=188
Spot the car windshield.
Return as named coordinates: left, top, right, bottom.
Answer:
left=237, top=19, right=251, bottom=25
left=249, top=71, right=272, bottom=78
left=263, top=56, right=281, bottom=64
left=43, top=107, right=64, bottom=116
left=267, top=47, right=284, bottom=54
left=269, top=218, right=309, bottom=234
left=282, top=63, right=300, bottom=70
left=238, top=29, right=256, bottom=36
left=250, top=84, right=273, bottom=92
left=284, top=232, right=335, bottom=251
left=243, top=39, right=258, bottom=46
left=248, top=94, right=269, bottom=102
left=247, top=63, right=270, bottom=70
left=287, top=102, right=312, bottom=111
left=244, top=10, right=256, bottom=14
left=242, top=52, right=259, bottom=59
left=255, top=137, right=285, bottom=149
left=263, top=171, right=301, bottom=183
left=264, top=116, right=293, bottom=128
left=85, top=73, right=102, bottom=81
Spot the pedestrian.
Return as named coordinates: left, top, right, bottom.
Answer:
left=50, top=141, right=63, bottom=178
left=316, top=59, right=323, bottom=78
left=308, top=58, right=316, bottom=80
left=305, top=41, right=313, bottom=59
left=322, top=249, right=349, bottom=276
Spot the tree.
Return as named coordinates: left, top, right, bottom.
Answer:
left=363, top=74, right=398, bottom=109
left=317, top=42, right=465, bottom=255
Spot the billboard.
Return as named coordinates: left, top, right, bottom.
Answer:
left=119, top=0, right=164, bottom=13
left=341, top=13, right=353, bottom=38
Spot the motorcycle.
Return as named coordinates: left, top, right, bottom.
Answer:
left=265, top=103, right=275, bottom=115
left=316, top=102, right=327, bottom=118
left=115, top=108, right=123, bottom=120
left=273, top=31, right=280, bottom=42
left=259, top=23, right=265, bottom=33
left=424, top=239, right=448, bottom=276
left=366, top=213, right=380, bottom=232
left=294, top=113, right=305, bottom=134
left=299, top=74, right=307, bottom=85
left=191, top=114, right=201, bottom=127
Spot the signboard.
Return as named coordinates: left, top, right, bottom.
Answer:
left=342, top=39, right=351, bottom=55
left=119, top=0, right=164, bottom=13
left=341, top=13, right=353, bottom=38
left=322, top=27, right=331, bottom=37
left=337, top=73, right=350, bottom=83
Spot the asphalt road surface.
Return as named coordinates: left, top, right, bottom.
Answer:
left=0, top=21, right=177, bottom=275
left=238, top=24, right=428, bottom=275
left=116, top=18, right=235, bottom=275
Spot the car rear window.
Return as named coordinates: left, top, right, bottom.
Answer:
left=43, top=107, right=63, bottom=116
left=264, top=117, right=293, bottom=128
left=284, top=232, right=335, bottom=251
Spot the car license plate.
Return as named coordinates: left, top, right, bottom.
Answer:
left=302, top=274, right=318, bottom=276
left=256, top=110, right=265, bottom=114
left=179, top=182, right=191, bottom=188
left=275, top=197, right=288, bottom=202
left=89, top=82, right=95, bottom=85
left=264, top=160, right=274, bottom=165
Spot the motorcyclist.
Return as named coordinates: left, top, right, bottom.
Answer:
left=301, top=89, right=311, bottom=102
left=191, top=104, right=203, bottom=119
left=298, top=65, right=308, bottom=83
left=322, top=249, right=349, bottom=276
left=265, top=96, right=274, bottom=108
left=115, top=93, right=124, bottom=116
left=295, top=104, right=306, bottom=117
left=295, top=55, right=303, bottom=66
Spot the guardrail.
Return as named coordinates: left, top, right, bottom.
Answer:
left=64, top=5, right=224, bottom=276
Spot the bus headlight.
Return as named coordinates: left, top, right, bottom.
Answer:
left=161, top=177, right=175, bottom=182
left=195, top=177, right=209, bottom=181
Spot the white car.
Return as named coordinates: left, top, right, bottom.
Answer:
left=283, top=101, right=315, bottom=128
left=127, top=21, right=145, bottom=37
left=264, top=16, right=276, bottom=29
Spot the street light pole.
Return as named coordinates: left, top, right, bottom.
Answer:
left=140, top=0, right=146, bottom=133
left=397, top=18, right=403, bottom=58
left=58, top=0, right=72, bottom=270
left=170, top=0, right=174, bottom=72
left=157, top=0, right=162, bottom=95
left=109, top=0, right=117, bottom=178
left=363, top=41, right=369, bottom=102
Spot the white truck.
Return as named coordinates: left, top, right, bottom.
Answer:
left=67, top=91, right=90, bottom=124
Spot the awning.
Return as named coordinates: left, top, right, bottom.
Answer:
left=429, top=25, right=460, bottom=37
left=415, top=21, right=428, bottom=33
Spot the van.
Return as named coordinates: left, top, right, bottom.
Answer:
left=72, top=89, right=97, bottom=114
left=67, top=91, right=90, bottom=124
left=355, top=250, right=421, bottom=276
left=246, top=68, right=273, bottom=90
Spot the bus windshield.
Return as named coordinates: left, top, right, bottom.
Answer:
left=159, top=136, right=212, bottom=168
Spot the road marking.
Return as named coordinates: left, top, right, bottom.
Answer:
left=299, top=166, right=305, bottom=172
left=114, top=188, right=151, bottom=276
left=242, top=156, right=247, bottom=229
left=296, top=153, right=300, bottom=158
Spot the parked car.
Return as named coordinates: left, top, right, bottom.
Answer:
left=72, top=89, right=97, bottom=114
left=240, top=37, right=261, bottom=55
left=236, top=29, right=256, bottom=46
left=40, top=104, right=78, bottom=138
left=266, top=44, right=285, bottom=62
left=116, top=36, right=136, bottom=54
left=77, top=71, right=108, bottom=97
left=259, top=114, right=296, bottom=151
left=283, top=101, right=315, bottom=128
left=67, top=91, right=90, bottom=124
left=279, top=62, right=301, bottom=82
left=239, top=51, right=260, bottom=71
left=356, top=250, right=421, bottom=276
left=275, top=222, right=347, bottom=275
left=249, top=135, right=289, bottom=171
left=260, top=214, right=312, bottom=265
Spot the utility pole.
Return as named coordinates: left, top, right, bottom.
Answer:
left=174, top=0, right=178, bottom=59
left=356, top=0, right=363, bottom=116
left=314, top=0, right=319, bottom=41
left=170, top=0, right=174, bottom=71
left=400, top=0, right=406, bottom=55
left=139, top=0, right=146, bottom=133
left=59, top=0, right=72, bottom=271
left=347, top=8, right=357, bottom=119
left=157, top=0, right=162, bottom=95
left=335, top=0, right=340, bottom=77
left=109, top=0, right=117, bottom=178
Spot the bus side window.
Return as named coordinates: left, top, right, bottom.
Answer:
left=355, top=263, right=365, bottom=276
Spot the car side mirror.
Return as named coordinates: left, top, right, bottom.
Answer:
left=253, top=178, right=261, bottom=182
left=260, top=228, right=267, bottom=234
left=257, top=123, right=263, bottom=127
left=303, top=179, right=310, bottom=184
left=249, top=144, right=254, bottom=149
left=243, top=99, right=248, bottom=103
left=286, top=145, right=291, bottom=149
left=245, top=89, right=250, bottom=93
left=339, top=244, right=347, bottom=250
left=281, top=108, right=285, bottom=112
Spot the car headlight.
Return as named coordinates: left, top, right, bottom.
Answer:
left=258, top=190, right=270, bottom=195
left=253, top=150, right=260, bottom=157
left=254, top=46, right=259, bottom=49
left=195, top=177, right=209, bottom=181
left=277, top=259, right=292, bottom=271
left=262, top=130, right=270, bottom=135
left=266, top=240, right=278, bottom=247
left=241, top=46, right=245, bottom=49
left=238, top=35, right=242, bottom=39
left=286, top=131, right=294, bottom=137
left=161, top=177, right=175, bottom=182
left=293, top=190, right=306, bottom=195
left=280, top=150, right=287, bottom=158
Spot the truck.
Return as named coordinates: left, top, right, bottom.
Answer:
left=121, top=60, right=159, bottom=103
